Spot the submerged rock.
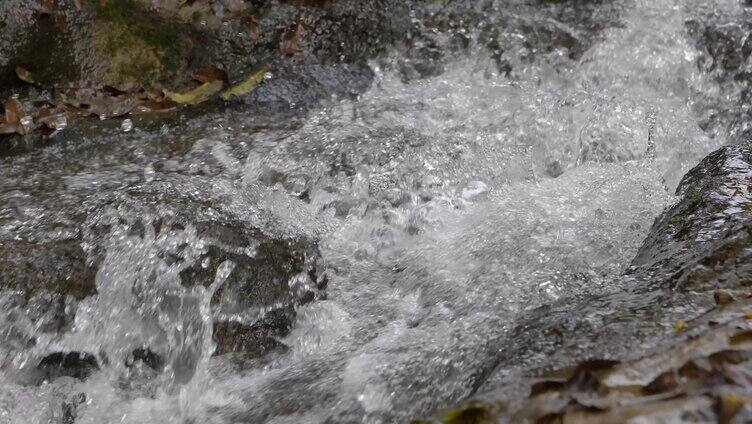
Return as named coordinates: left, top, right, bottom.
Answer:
left=0, top=239, right=96, bottom=333
left=35, top=351, right=98, bottom=382
left=180, top=221, right=326, bottom=317
left=213, top=311, right=291, bottom=358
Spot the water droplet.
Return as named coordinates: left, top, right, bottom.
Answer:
left=121, top=119, right=133, bottom=132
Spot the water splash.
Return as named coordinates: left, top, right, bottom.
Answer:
left=0, top=0, right=746, bottom=422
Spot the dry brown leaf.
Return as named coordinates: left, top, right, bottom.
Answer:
left=716, top=290, right=737, bottom=306
left=38, top=0, right=56, bottom=14
left=193, top=66, right=228, bottom=84
left=281, top=19, right=312, bottom=58
left=244, top=15, right=259, bottom=40
left=730, top=331, right=752, bottom=346
left=36, top=107, right=68, bottom=131
left=719, top=393, right=746, bottom=424
left=15, top=66, right=36, bottom=85
left=643, top=371, right=678, bottom=395
left=4, top=99, right=21, bottom=125
left=561, top=396, right=714, bottom=424
left=57, top=86, right=137, bottom=119
left=132, top=99, right=178, bottom=114
left=3, top=98, right=33, bottom=135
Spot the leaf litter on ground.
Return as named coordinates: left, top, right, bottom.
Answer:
left=1, top=64, right=265, bottom=139
left=414, top=290, right=752, bottom=424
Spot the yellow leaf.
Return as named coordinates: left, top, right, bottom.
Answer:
left=221, top=67, right=266, bottom=100
left=719, top=393, right=746, bottom=424
left=674, top=320, right=686, bottom=332
left=168, top=80, right=223, bottom=105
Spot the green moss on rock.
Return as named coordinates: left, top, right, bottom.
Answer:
left=91, top=0, right=190, bottom=87
left=441, top=403, right=495, bottom=424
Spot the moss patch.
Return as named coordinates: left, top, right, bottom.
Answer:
left=91, top=0, right=189, bottom=86
left=441, top=403, right=495, bottom=424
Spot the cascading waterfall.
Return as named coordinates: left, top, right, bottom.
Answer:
left=0, top=0, right=749, bottom=422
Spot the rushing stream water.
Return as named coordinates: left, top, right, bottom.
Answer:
left=1, top=0, right=750, bottom=422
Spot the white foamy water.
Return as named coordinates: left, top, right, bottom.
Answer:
left=0, top=0, right=743, bottom=422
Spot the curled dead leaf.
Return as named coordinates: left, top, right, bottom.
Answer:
left=281, top=13, right=313, bottom=58
left=132, top=99, right=178, bottom=114
left=562, top=396, right=714, bottom=424
left=719, top=393, right=746, bottom=424
left=221, top=67, right=265, bottom=100
left=643, top=371, right=678, bottom=395
left=168, top=80, right=223, bottom=105
left=3, top=98, right=33, bottom=135
left=73, top=0, right=82, bottom=10
left=4, top=99, right=21, bottom=125
left=57, top=86, right=137, bottom=119
left=729, top=331, right=752, bottom=346
left=36, top=107, right=68, bottom=132
left=15, top=66, right=36, bottom=85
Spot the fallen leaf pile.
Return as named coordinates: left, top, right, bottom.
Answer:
left=0, top=65, right=265, bottom=138
left=0, top=0, right=320, bottom=140
left=414, top=291, right=752, bottom=424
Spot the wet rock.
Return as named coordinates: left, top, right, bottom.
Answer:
left=394, top=0, right=624, bottom=81
left=90, top=181, right=328, bottom=361
left=0, top=8, right=79, bottom=96
left=181, top=221, right=325, bottom=359
left=478, top=141, right=752, bottom=394
left=629, top=141, right=752, bottom=291
left=0, top=239, right=97, bottom=332
left=126, top=347, right=164, bottom=371
left=87, top=0, right=193, bottom=87
left=0, top=0, right=199, bottom=90
left=685, top=13, right=752, bottom=140
left=213, top=310, right=291, bottom=358
left=36, top=351, right=99, bottom=382
left=179, top=221, right=325, bottom=316
left=62, top=392, right=87, bottom=424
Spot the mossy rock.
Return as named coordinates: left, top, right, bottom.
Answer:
left=441, top=403, right=495, bottom=424
left=89, top=0, right=192, bottom=87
